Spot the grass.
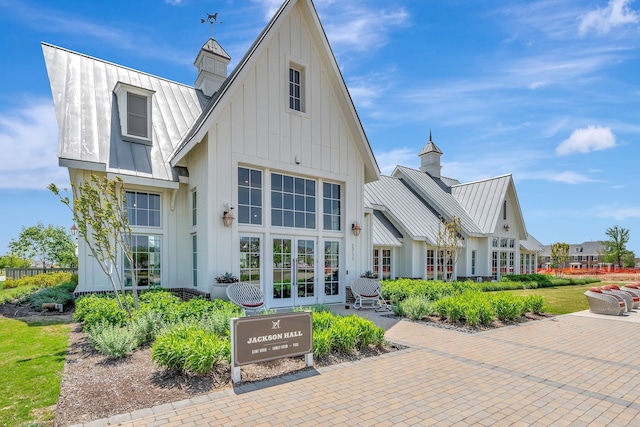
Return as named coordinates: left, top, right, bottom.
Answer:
left=0, top=317, right=71, bottom=427
left=505, top=281, right=626, bottom=315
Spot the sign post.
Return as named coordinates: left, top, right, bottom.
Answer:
left=230, top=311, right=313, bottom=384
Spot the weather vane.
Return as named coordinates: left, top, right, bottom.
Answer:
left=201, top=12, right=222, bottom=36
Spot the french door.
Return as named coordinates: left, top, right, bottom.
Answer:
left=271, top=237, right=317, bottom=307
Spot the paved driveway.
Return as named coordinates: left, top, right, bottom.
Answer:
left=74, top=311, right=640, bottom=426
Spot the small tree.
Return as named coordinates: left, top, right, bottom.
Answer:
left=8, top=222, right=76, bottom=271
left=49, top=176, right=138, bottom=314
left=623, top=251, right=636, bottom=268
left=0, top=253, right=31, bottom=269
left=550, top=242, right=569, bottom=277
left=435, top=216, right=464, bottom=282
left=602, top=225, right=631, bottom=268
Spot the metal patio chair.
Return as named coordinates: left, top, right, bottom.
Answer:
left=226, top=282, right=267, bottom=316
left=350, top=278, right=389, bottom=311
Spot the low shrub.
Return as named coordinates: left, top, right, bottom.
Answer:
left=26, top=282, right=76, bottom=310
left=381, top=279, right=478, bottom=303
left=502, top=274, right=552, bottom=287
left=477, top=281, right=538, bottom=292
left=2, top=272, right=74, bottom=290
left=524, top=295, right=545, bottom=314
left=491, top=292, right=525, bottom=321
left=399, top=295, right=434, bottom=320
left=434, top=291, right=495, bottom=326
left=152, top=324, right=230, bottom=374
left=312, top=329, right=333, bottom=357
left=86, top=322, right=138, bottom=358
left=74, top=294, right=130, bottom=329
left=129, top=310, right=165, bottom=346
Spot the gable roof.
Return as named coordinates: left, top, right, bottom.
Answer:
left=42, top=43, right=208, bottom=186
left=365, top=176, right=442, bottom=244
left=371, top=210, right=403, bottom=247
left=451, top=174, right=526, bottom=236
left=520, top=234, right=544, bottom=252
left=169, top=0, right=380, bottom=183
left=392, top=166, right=482, bottom=236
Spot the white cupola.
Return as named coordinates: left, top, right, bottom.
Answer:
left=194, top=38, right=231, bottom=97
left=418, top=131, right=443, bottom=178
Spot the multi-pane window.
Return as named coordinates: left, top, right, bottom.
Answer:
left=126, top=191, right=160, bottom=227
left=238, top=168, right=262, bottom=225
left=125, top=235, right=161, bottom=287
left=323, top=182, right=341, bottom=231
left=127, top=92, right=148, bottom=138
left=191, top=190, right=197, bottom=227
left=381, top=249, right=391, bottom=280
left=427, top=249, right=435, bottom=278
left=324, top=241, right=339, bottom=296
left=192, top=234, right=197, bottom=287
left=492, top=238, right=498, bottom=248
left=271, top=173, right=315, bottom=229
left=492, top=251, right=498, bottom=280
left=289, top=67, right=302, bottom=111
left=240, top=236, right=261, bottom=285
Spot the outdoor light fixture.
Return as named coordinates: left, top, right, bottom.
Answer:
left=223, top=203, right=234, bottom=228
left=352, top=222, right=362, bottom=237
left=70, top=224, right=78, bottom=237
left=503, top=224, right=510, bottom=231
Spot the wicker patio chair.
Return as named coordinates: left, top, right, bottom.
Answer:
left=226, top=282, right=267, bottom=316
left=601, top=285, right=635, bottom=312
left=350, top=278, right=389, bottom=311
left=621, top=283, right=640, bottom=304
left=584, top=287, right=626, bottom=316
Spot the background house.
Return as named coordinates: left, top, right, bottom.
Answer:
left=44, top=0, right=380, bottom=308
left=365, top=136, right=543, bottom=281
left=538, top=241, right=606, bottom=270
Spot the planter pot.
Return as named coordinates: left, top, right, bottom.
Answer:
left=212, top=282, right=232, bottom=300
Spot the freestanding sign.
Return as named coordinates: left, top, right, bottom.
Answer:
left=230, top=311, right=313, bottom=383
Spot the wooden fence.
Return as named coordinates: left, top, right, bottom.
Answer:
left=4, top=268, right=78, bottom=280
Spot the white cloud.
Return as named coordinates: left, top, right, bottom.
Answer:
left=165, top=0, right=183, bottom=5
left=550, top=171, right=596, bottom=184
left=529, top=81, right=547, bottom=90
left=579, top=0, right=640, bottom=36
left=595, top=205, right=640, bottom=219
left=0, top=99, right=68, bottom=190
left=556, top=125, right=616, bottom=155
left=374, top=148, right=417, bottom=175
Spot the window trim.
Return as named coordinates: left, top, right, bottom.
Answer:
left=285, top=55, right=309, bottom=117
left=114, top=82, right=154, bottom=145
left=191, top=189, right=197, bottom=227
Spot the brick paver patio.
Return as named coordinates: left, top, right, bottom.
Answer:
left=70, top=311, right=640, bottom=426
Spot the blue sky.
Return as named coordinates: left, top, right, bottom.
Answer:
left=0, top=0, right=639, bottom=256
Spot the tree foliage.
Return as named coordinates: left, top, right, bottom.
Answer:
left=8, top=222, right=76, bottom=270
left=0, top=253, right=31, bottom=269
left=49, top=175, right=138, bottom=314
left=550, top=242, right=569, bottom=277
left=435, top=216, right=464, bottom=281
left=602, top=225, right=631, bottom=268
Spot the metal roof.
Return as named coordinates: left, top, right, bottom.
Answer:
left=451, top=174, right=511, bottom=234
left=393, top=166, right=483, bottom=236
left=520, top=234, right=545, bottom=252
left=43, top=43, right=207, bottom=184
left=372, top=210, right=403, bottom=247
left=365, top=176, right=442, bottom=244
left=539, top=241, right=604, bottom=257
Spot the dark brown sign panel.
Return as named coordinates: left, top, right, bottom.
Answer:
left=231, top=311, right=313, bottom=366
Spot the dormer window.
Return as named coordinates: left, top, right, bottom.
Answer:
left=114, top=82, right=154, bottom=145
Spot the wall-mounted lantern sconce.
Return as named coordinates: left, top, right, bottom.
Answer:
left=70, top=224, right=78, bottom=237
left=503, top=224, right=510, bottom=231
left=223, top=203, right=234, bottom=228
left=352, top=222, right=362, bottom=237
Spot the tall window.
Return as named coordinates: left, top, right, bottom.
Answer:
left=126, top=191, right=160, bottom=227
left=503, top=200, right=507, bottom=220
left=381, top=249, right=391, bottom=280
left=373, top=249, right=380, bottom=278
left=492, top=251, right=498, bottom=280
left=289, top=67, right=302, bottom=111
left=471, top=250, right=477, bottom=275
left=271, top=173, right=315, bottom=229
left=427, top=249, right=435, bottom=279
left=125, top=235, right=161, bottom=287
left=191, top=190, right=197, bottom=227
left=323, top=182, right=341, bottom=231
left=127, top=92, right=148, bottom=138
left=192, top=234, right=197, bottom=287
left=324, top=241, right=339, bottom=296
left=238, top=167, right=262, bottom=225
left=240, top=236, right=261, bottom=285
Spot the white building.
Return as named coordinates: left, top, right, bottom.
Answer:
left=43, top=0, right=379, bottom=308
left=365, top=136, right=543, bottom=281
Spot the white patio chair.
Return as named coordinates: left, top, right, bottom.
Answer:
left=226, top=282, right=267, bottom=316
left=350, top=278, right=389, bottom=311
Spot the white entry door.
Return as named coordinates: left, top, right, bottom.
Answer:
left=271, top=237, right=317, bottom=307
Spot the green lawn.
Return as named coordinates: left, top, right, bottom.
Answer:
left=0, top=317, right=71, bottom=427
left=506, top=282, right=625, bottom=315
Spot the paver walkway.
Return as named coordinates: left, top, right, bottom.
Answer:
left=72, top=311, right=640, bottom=427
